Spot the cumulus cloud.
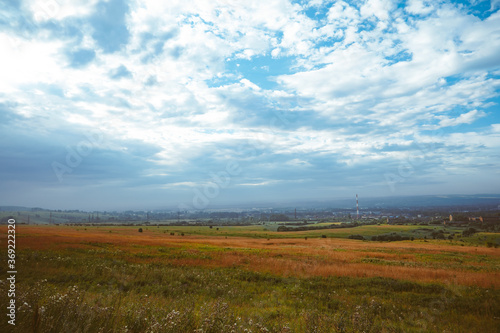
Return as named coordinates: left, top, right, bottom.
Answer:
left=0, top=0, right=499, bottom=209
left=25, top=0, right=100, bottom=22
left=438, top=110, right=487, bottom=127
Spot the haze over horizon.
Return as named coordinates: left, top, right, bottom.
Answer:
left=1, top=0, right=500, bottom=211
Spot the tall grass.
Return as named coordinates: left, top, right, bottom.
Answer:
left=1, top=246, right=499, bottom=332
left=1, top=225, right=499, bottom=332
left=14, top=226, right=499, bottom=287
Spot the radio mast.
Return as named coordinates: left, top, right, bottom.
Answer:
left=356, top=194, right=359, bottom=220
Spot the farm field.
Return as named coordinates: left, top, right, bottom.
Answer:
left=1, top=225, right=499, bottom=332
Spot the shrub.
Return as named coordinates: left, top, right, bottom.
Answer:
left=138, top=228, right=143, bottom=233
left=435, top=233, right=445, bottom=240
left=371, top=234, right=409, bottom=242
left=348, top=235, right=364, bottom=240
left=463, top=228, right=477, bottom=237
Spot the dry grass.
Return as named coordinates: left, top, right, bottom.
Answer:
left=2, top=225, right=499, bottom=332
left=8, top=225, right=500, bottom=288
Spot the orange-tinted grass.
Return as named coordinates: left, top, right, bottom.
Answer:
left=12, top=225, right=499, bottom=255
left=4, top=225, right=500, bottom=288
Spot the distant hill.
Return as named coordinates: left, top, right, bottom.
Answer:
left=0, top=206, right=33, bottom=211
left=230, top=194, right=500, bottom=210
left=351, top=195, right=500, bottom=210
left=1, top=194, right=499, bottom=212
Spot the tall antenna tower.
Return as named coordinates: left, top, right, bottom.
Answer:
left=356, top=194, right=359, bottom=220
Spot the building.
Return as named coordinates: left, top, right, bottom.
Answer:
left=479, top=216, right=500, bottom=224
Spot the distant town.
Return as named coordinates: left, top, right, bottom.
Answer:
left=2, top=194, right=499, bottom=228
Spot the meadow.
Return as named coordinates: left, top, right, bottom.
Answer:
left=1, top=224, right=499, bottom=332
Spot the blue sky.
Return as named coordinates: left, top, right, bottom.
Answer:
left=1, top=0, right=500, bottom=210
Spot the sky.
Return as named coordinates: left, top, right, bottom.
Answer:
left=1, top=0, right=500, bottom=211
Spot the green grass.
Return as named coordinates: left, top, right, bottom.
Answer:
left=81, top=224, right=447, bottom=240
left=55, top=224, right=500, bottom=249
left=1, top=247, right=499, bottom=333
left=2, top=224, right=499, bottom=332
left=78, top=224, right=423, bottom=239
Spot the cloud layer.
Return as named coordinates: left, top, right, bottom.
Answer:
left=1, top=0, right=499, bottom=210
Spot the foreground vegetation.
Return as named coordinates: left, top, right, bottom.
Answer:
left=1, top=225, right=499, bottom=332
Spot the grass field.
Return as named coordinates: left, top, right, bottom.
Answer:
left=1, top=224, right=499, bottom=332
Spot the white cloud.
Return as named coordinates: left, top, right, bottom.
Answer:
left=492, top=124, right=500, bottom=132
left=285, top=158, right=312, bottom=167
left=1, top=0, right=500, bottom=208
left=161, top=182, right=199, bottom=188
left=238, top=180, right=281, bottom=186
left=405, top=0, right=434, bottom=15
left=360, top=0, right=393, bottom=21
left=276, top=3, right=500, bottom=131
left=327, top=1, right=359, bottom=24
left=0, top=33, right=65, bottom=91
left=239, top=79, right=261, bottom=91
left=25, top=0, right=99, bottom=22
left=438, top=110, right=486, bottom=127
left=446, top=131, right=500, bottom=149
